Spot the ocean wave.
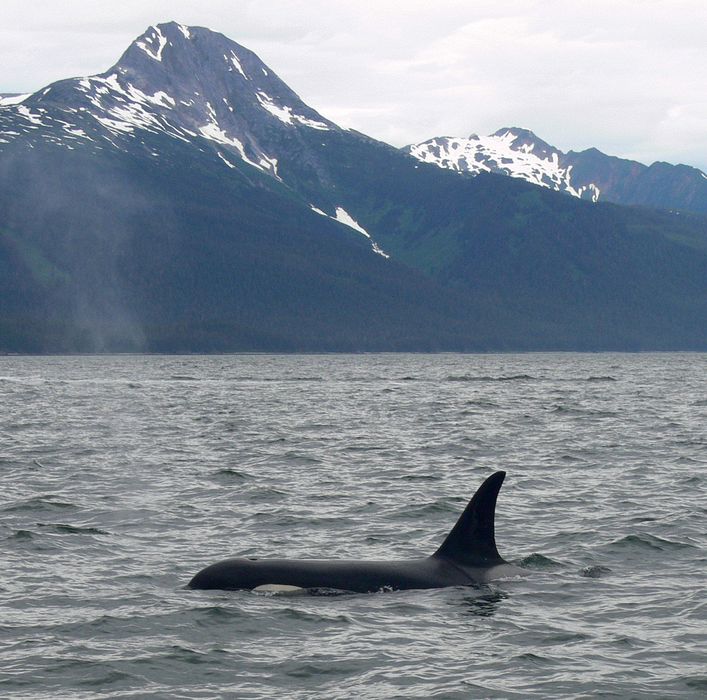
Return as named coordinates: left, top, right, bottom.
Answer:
left=517, top=553, right=565, bottom=569
left=607, top=533, right=699, bottom=552
left=36, top=523, right=109, bottom=535
left=447, top=374, right=536, bottom=382
left=550, top=405, right=617, bottom=417
left=211, top=468, right=252, bottom=481
left=3, top=496, right=77, bottom=513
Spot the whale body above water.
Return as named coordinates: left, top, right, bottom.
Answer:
left=188, top=471, right=524, bottom=593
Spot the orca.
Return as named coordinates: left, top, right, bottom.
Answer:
left=188, top=471, right=524, bottom=593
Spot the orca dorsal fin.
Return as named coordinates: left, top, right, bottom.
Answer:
left=433, top=471, right=507, bottom=566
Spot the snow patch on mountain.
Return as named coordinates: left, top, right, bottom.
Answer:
left=228, top=51, right=249, bottom=79
left=255, top=91, right=330, bottom=130
left=198, top=121, right=242, bottom=148
left=334, top=207, right=370, bottom=238
left=217, top=151, right=236, bottom=168
left=17, top=105, right=44, bottom=126
left=199, top=119, right=279, bottom=177
left=137, top=25, right=168, bottom=62
left=309, top=206, right=390, bottom=258
left=0, top=94, right=30, bottom=107
left=61, top=126, right=91, bottom=140
left=259, top=154, right=279, bottom=177
left=94, top=115, right=135, bottom=134
left=72, top=73, right=183, bottom=139
left=309, top=204, right=389, bottom=257
left=199, top=122, right=259, bottom=168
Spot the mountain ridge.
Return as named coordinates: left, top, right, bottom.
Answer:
left=1, top=22, right=706, bottom=352
left=406, top=127, right=707, bottom=215
left=4, top=22, right=705, bottom=215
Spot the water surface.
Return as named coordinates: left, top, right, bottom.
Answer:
left=1, top=354, right=705, bottom=698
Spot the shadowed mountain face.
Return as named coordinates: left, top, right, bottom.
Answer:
left=406, top=128, right=707, bottom=215
left=1, top=22, right=706, bottom=352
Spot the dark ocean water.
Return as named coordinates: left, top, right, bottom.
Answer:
left=1, top=353, right=705, bottom=699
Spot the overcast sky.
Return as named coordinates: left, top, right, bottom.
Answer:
left=2, top=0, right=706, bottom=170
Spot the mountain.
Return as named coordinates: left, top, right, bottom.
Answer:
left=0, top=23, right=397, bottom=261
left=406, top=128, right=707, bottom=214
left=0, top=23, right=481, bottom=351
left=1, top=22, right=706, bottom=352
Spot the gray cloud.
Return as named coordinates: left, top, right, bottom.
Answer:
left=2, top=0, right=705, bottom=170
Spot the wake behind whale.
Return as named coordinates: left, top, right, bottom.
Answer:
left=188, top=471, right=525, bottom=594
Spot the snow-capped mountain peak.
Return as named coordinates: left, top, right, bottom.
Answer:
left=0, top=22, right=335, bottom=174
left=491, top=127, right=557, bottom=158
left=406, top=128, right=601, bottom=202
left=0, top=22, right=395, bottom=261
left=407, top=126, right=707, bottom=211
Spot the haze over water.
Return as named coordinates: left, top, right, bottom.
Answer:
left=1, top=353, right=705, bottom=699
